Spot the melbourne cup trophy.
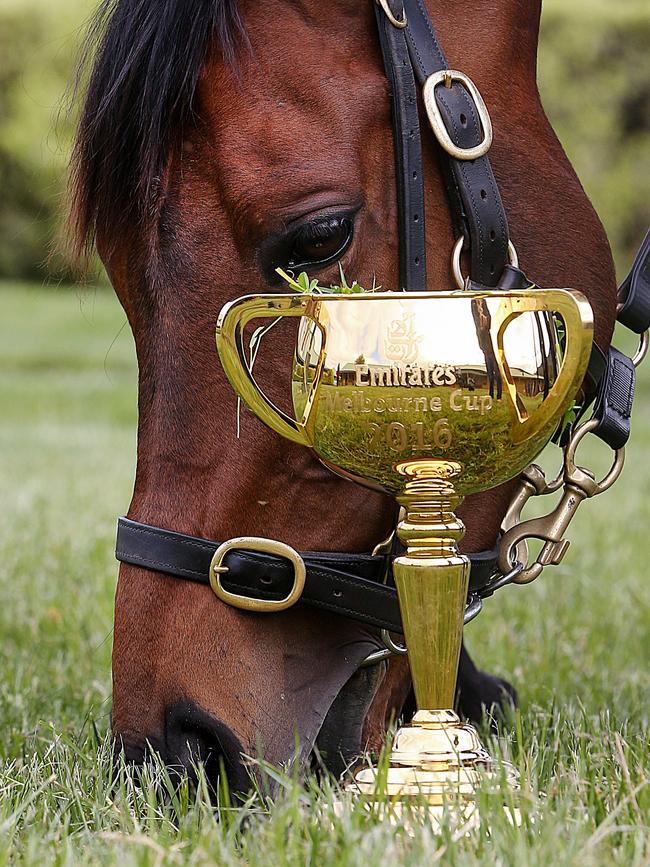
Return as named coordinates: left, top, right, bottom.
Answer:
left=215, top=282, right=593, bottom=824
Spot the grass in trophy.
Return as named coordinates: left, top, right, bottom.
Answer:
left=1, top=283, right=649, bottom=865
left=312, top=385, right=544, bottom=492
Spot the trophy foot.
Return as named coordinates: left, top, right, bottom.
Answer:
left=346, top=709, right=521, bottom=831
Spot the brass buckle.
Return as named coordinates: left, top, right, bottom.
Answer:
left=209, top=537, right=306, bottom=612
left=423, top=70, right=493, bottom=161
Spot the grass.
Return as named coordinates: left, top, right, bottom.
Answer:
left=1, top=281, right=650, bottom=864
left=308, top=381, right=548, bottom=494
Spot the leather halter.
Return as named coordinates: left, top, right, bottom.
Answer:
left=115, top=1, right=650, bottom=638
left=116, top=517, right=500, bottom=633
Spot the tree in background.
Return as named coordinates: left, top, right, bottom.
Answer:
left=0, top=0, right=647, bottom=283
left=539, top=0, right=649, bottom=277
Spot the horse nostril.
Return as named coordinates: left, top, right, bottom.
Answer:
left=162, top=700, right=249, bottom=795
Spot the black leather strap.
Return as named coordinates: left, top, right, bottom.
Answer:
left=618, top=229, right=650, bottom=334
left=375, top=0, right=510, bottom=288
left=589, top=347, right=636, bottom=450
left=375, top=4, right=426, bottom=290
left=402, top=0, right=510, bottom=286
left=576, top=230, right=650, bottom=450
left=561, top=340, right=636, bottom=452
left=116, top=517, right=499, bottom=634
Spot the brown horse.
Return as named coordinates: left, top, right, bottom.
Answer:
left=70, top=0, right=616, bottom=789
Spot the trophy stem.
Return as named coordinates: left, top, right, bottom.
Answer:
left=393, top=459, right=469, bottom=711
left=347, top=460, right=520, bottom=828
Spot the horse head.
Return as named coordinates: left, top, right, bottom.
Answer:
left=70, top=0, right=616, bottom=790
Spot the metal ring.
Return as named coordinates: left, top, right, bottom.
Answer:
left=564, top=418, right=625, bottom=495
left=478, top=562, right=525, bottom=593
left=375, top=0, right=407, bottom=28
left=381, top=629, right=407, bottom=655
left=632, top=330, right=649, bottom=368
left=359, top=592, right=485, bottom=668
left=451, top=236, right=519, bottom=290
left=463, top=594, right=483, bottom=624
left=492, top=561, right=525, bottom=589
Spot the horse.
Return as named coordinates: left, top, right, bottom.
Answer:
left=69, top=0, right=616, bottom=790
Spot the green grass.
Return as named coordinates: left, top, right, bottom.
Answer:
left=308, top=381, right=549, bottom=494
left=1, top=281, right=650, bottom=864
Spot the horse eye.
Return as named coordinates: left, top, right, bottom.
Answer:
left=286, top=216, right=353, bottom=270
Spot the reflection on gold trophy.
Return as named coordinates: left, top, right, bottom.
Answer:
left=216, top=288, right=593, bottom=825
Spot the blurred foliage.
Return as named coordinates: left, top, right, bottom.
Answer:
left=0, top=0, right=647, bottom=281
left=539, top=0, right=650, bottom=275
left=0, top=0, right=95, bottom=281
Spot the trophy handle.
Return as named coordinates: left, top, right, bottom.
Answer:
left=491, top=290, right=593, bottom=444
left=215, top=293, right=324, bottom=446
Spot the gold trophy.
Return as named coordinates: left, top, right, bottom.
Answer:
left=215, top=287, right=593, bottom=824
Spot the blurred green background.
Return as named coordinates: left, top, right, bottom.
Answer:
left=0, top=0, right=648, bottom=283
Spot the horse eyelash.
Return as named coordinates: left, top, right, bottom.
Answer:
left=288, top=217, right=350, bottom=251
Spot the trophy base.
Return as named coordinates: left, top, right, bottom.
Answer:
left=343, top=709, right=521, bottom=832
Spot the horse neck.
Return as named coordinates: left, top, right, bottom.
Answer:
left=434, top=0, right=542, bottom=83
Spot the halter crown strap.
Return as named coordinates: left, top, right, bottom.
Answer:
left=375, top=0, right=510, bottom=288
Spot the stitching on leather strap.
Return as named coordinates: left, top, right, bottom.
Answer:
left=120, top=522, right=215, bottom=555
left=116, top=549, right=206, bottom=581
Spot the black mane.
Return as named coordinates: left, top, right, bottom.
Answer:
left=70, top=0, right=245, bottom=257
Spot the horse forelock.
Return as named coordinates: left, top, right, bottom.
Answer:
left=68, top=0, right=246, bottom=263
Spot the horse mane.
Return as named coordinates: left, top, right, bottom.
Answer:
left=69, top=0, right=245, bottom=258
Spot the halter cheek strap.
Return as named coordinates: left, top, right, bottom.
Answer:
left=578, top=229, right=650, bottom=451
left=375, top=0, right=510, bottom=289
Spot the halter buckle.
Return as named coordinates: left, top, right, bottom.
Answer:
left=209, top=537, right=306, bottom=612
left=423, top=70, right=493, bottom=161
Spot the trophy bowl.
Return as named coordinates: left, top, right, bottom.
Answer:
left=216, top=289, right=592, bottom=499
left=216, top=287, right=593, bottom=822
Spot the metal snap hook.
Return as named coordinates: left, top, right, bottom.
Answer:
left=564, top=418, right=625, bottom=495
left=498, top=419, right=626, bottom=585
